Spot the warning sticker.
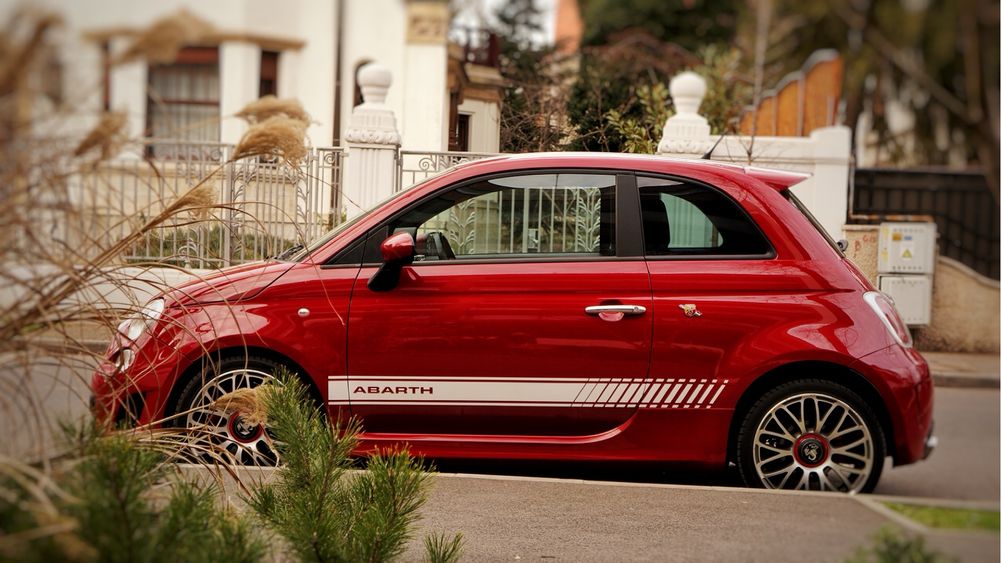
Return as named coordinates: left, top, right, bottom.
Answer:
left=900, top=241, right=915, bottom=260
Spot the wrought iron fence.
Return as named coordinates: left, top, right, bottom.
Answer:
left=396, top=152, right=613, bottom=257
left=419, top=184, right=606, bottom=256
left=396, top=150, right=499, bottom=192
left=68, top=140, right=343, bottom=269
left=851, top=168, right=999, bottom=279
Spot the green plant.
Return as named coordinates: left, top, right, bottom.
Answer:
left=885, top=503, right=1001, bottom=533
left=241, top=375, right=463, bottom=562
left=605, top=46, right=752, bottom=155
left=606, top=83, right=672, bottom=154
left=423, top=531, right=464, bottom=563
left=847, top=526, right=955, bottom=563
left=0, top=427, right=266, bottom=562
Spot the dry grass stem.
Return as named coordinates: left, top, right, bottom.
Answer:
left=235, top=96, right=311, bottom=125
left=171, top=184, right=217, bottom=219
left=233, top=116, right=308, bottom=165
left=210, top=385, right=275, bottom=426
left=73, top=112, right=127, bottom=159
left=0, top=10, right=62, bottom=98
left=115, top=9, right=213, bottom=65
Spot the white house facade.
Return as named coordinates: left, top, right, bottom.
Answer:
left=21, top=0, right=502, bottom=153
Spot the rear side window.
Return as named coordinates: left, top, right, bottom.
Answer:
left=783, top=190, right=844, bottom=256
left=638, top=175, right=771, bottom=257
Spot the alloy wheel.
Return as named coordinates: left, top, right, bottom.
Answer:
left=184, top=368, right=279, bottom=465
left=752, top=392, right=874, bottom=493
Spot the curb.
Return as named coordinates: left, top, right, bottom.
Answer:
left=176, top=463, right=1001, bottom=511
left=933, top=373, right=1000, bottom=389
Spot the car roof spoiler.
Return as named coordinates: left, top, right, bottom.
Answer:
left=743, top=166, right=810, bottom=191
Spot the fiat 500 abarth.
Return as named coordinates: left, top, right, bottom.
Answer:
left=92, top=153, right=935, bottom=493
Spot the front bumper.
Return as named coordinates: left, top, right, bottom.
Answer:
left=923, top=421, right=937, bottom=460
left=90, top=329, right=184, bottom=426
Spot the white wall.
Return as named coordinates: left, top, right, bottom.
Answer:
left=402, top=43, right=449, bottom=152
left=457, top=98, right=501, bottom=153
left=708, top=128, right=853, bottom=239
left=340, top=0, right=450, bottom=152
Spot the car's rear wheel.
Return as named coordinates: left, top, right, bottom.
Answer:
left=736, top=379, right=885, bottom=493
left=173, top=356, right=288, bottom=466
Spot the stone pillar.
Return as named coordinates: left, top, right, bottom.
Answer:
left=656, top=71, right=713, bottom=157
left=343, top=62, right=402, bottom=219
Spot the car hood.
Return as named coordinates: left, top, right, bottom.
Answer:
left=165, top=261, right=295, bottom=305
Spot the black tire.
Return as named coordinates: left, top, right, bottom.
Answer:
left=736, top=379, right=886, bottom=493
left=172, top=355, right=292, bottom=466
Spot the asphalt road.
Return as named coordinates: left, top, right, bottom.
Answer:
left=432, top=387, right=1000, bottom=502
left=401, top=475, right=999, bottom=562
left=3, top=354, right=998, bottom=502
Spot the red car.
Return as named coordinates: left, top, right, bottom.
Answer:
left=92, top=153, right=935, bottom=493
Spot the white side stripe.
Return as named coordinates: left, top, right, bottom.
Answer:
left=328, top=377, right=728, bottom=409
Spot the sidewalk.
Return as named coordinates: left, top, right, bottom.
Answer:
left=922, top=351, right=1000, bottom=389
left=402, top=474, right=1001, bottom=562
left=187, top=466, right=999, bottom=562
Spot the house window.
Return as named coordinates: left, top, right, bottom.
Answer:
left=259, top=50, right=279, bottom=97
left=146, top=46, right=220, bottom=145
left=455, top=113, right=470, bottom=152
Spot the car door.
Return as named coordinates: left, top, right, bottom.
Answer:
left=340, top=171, right=653, bottom=436
left=639, top=174, right=814, bottom=404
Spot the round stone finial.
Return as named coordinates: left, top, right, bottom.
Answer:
left=669, top=71, right=707, bottom=116
left=357, top=62, right=392, bottom=105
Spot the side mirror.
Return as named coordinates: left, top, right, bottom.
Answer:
left=368, top=232, right=415, bottom=292
left=380, top=232, right=416, bottom=263
left=836, top=239, right=848, bottom=253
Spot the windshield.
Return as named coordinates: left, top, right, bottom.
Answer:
left=783, top=190, right=844, bottom=256
left=285, top=181, right=431, bottom=262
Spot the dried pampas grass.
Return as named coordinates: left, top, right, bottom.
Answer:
left=168, top=184, right=217, bottom=219
left=233, top=116, right=308, bottom=165
left=210, top=386, right=276, bottom=427
left=116, top=9, right=213, bottom=65
left=0, top=10, right=62, bottom=98
left=236, top=96, right=310, bottom=125
left=73, top=112, right=127, bottom=159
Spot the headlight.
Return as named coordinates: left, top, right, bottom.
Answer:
left=114, top=348, right=135, bottom=371
left=119, top=298, right=166, bottom=342
left=110, top=298, right=165, bottom=375
left=141, top=298, right=165, bottom=322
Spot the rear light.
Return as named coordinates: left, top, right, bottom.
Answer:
left=863, top=291, right=913, bottom=348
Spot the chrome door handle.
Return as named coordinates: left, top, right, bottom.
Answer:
left=584, top=305, right=647, bottom=316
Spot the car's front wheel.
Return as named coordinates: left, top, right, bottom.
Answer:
left=172, top=356, right=287, bottom=466
left=736, top=379, right=885, bottom=493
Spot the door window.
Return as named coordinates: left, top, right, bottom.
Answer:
left=389, top=173, right=616, bottom=261
left=638, top=175, right=771, bottom=256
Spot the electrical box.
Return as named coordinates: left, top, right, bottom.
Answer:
left=877, top=222, right=937, bottom=274
left=877, top=274, right=933, bottom=326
